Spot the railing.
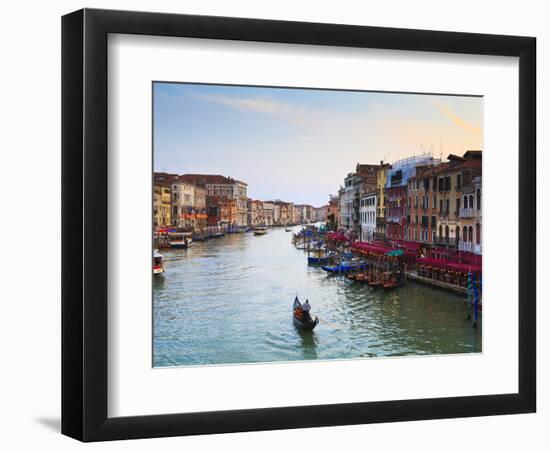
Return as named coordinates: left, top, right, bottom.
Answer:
left=386, top=215, right=402, bottom=223
left=459, top=208, right=481, bottom=218
left=433, top=237, right=457, bottom=247
left=459, top=242, right=482, bottom=254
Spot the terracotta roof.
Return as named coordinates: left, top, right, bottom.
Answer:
left=179, top=174, right=235, bottom=186
left=154, top=172, right=179, bottom=186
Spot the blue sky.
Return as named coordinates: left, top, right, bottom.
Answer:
left=153, top=82, right=482, bottom=206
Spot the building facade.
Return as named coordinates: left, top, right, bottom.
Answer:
left=385, top=155, right=438, bottom=240
left=247, top=199, right=265, bottom=227
left=262, top=202, right=275, bottom=226
left=375, top=162, right=391, bottom=239
left=314, top=205, right=328, bottom=223
left=207, top=195, right=237, bottom=226
left=273, top=201, right=294, bottom=226
left=434, top=151, right=481, bottom=251
left=171, top=181, right=196, bottom=229
left=406, top=164, right=439, bottom=244
left=179, top=174, right=248, bottom=227
left=153, top=184, right=172, bottom=229
left=327, top=195, right=339, bottom=230
left=360, top=190, right=377, bottom=242
left=339, top=175, right=355, bottom=231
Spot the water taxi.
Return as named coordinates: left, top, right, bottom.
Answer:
left=253, top=226, right=268, bottom=235
left=169, top=232, right=193, bottom=248
left=153, top=250, right=164, bottom=276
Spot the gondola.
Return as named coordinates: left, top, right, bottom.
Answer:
left=307, top=256, right=329, bottom=265
left=292, top=297, right=319, bottom=330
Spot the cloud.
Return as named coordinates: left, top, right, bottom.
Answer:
left=427, top=98, right=482, bottom=135
left=190, top=92, right=302, bottom=122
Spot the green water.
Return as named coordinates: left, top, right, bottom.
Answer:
left=153, top=226, right=481, bottom=367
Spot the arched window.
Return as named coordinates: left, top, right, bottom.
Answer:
left=463, top=226, right=467, bottom=241
left=445, top=225, right=449, bottom=241
left=455, top=226, right=460, bottom=242
left=476, top=189, right=481, bottom=210
left=469, top=195, right=474, bottom=209
left=439, top=225, right=443, bottom=238
left=476, top=223, right=481, bottom=245
left=468, top=226, right=473, bottom=242
left=463, top=195, right=468, bottom=208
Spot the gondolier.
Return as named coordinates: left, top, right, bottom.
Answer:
left=292, top=297, right=318, bottom=331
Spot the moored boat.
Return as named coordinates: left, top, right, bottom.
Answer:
left=321, top=260, right=367, bottom=274
left=292, top=297, right=318, bottom=330
left=307, top=256, right=329, bottom=265
left=153, top=249, right=164, bottom=275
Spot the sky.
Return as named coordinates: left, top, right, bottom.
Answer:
left=153, top=82, right=482, bottom=207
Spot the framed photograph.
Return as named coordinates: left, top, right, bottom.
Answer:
left=62, top=8, right=536, bottom=441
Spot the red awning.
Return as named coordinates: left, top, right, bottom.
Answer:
left=417, top=257, right=481, bottom=274
left=389, top=239, right=421, bottom=250
left=351, top=242, right=398, bottom=256
left=458, top=251, right=482, bottom=266
left=327, top=232, right=348, bottom=242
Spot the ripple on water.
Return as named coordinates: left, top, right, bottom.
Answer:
left=153, top=230, right=481, bottom=367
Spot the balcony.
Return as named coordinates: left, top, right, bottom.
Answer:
left=386, top=215, right=402, bottom=223
left=459, top=208, right=481, bottom=218
left=433, top=236, right=458, bottom=247
left=459, top=241, right=482, bottom=254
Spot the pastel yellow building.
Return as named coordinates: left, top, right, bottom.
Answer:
left=376, top=162, right=391, bottom=237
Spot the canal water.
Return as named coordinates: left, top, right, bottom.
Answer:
left=153, top=226, right=481, bottom=367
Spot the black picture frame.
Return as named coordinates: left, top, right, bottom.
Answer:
left=62, top=8, right=536, bottom=442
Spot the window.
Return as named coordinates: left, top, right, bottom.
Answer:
left=456, top=174, right=462, bottom=190
left=439, top=199, right=443, bottom=213
left=438, top=178, right=444, bottom=191
left=456, top=198, right=460, bottom=215
left=445, top=176, right=451, bottom=191
left=476, top=223, right=481, bottom=245
left=469, top=195, right=474, bottom=209
left=445, top=199, right=450, bottom=215
left=468, top=226, right=473, bottom=242
left=433, top=195, right=437, bottom=209
left=445, top=225, right=449, bottom=240
left=431, top=216, right=436, bottom=227
left=456, top=226, right=460, bottom=242
left=439, top=225, right=443, bottom=237
left=477, top=189, right=481, bottom=210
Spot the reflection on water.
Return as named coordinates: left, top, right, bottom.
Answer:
left=153, top=227, right=481, bottom=367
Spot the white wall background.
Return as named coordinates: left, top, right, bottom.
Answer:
left=0, top=1, right=546, bottom=448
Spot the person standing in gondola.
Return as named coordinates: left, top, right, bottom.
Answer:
left=302, top=300, right=312, bottom=321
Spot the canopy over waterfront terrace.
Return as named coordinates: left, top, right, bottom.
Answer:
left=417, top=257, right=482, bottom=275
left=351, top=241, right=403, bottom=258
left=327, top=232, right=349, bottom=242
